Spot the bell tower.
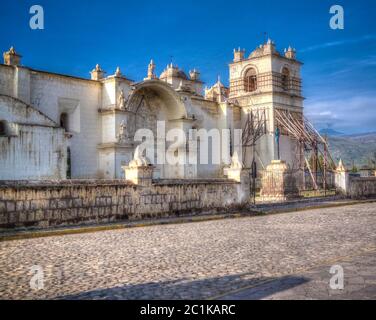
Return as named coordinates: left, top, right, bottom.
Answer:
left=228, top=39, right=304, bottom=172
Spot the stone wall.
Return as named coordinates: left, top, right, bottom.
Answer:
left=348, top=177, right=376, bottom=199
left=334, top=168, right=376, bottom=199
left=0, top=125, right=66, bottom=180
left=0, top=95, right=67, bottom=180
left=0, top=179, right=246, bottom=230
left=0, top=65, right=15, bottom=97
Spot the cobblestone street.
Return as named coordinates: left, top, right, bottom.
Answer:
left=0, top=203, right=375, bottom=300
left=219, top=251, right=376, bottom=300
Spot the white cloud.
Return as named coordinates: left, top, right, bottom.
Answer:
left=300, top=35, right=376, bottom=53
left=318, top=111, right=333, bottom=116
left=305, top=95, right=376, bottom=134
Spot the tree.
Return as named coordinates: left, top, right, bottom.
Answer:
left=351, top=160, right=358, bottom=173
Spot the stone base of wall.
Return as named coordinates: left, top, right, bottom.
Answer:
left=0, top=179, right=247, bottom=230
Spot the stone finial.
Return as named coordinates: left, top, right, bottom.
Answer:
left=115, top=66, right=122, bottom=77
left=3, top=46, right=22, bottom=66
left=285, top=46, right=296, bottom=59
left=146, top=59, right=156, bottom=80
left=224, top=151, right=244, bottom=182
left=233, top=47, right=245, bottom=62
left=90, top=64, right=105, bottom=80
left=334, top=159, right=350, bottom=195
left=264, top=39, right=276, bottom=54
left=177, top=80, right=184, bottom=91
left=189, top=69, right=200, bottom=81
left=230, top=151, right=243, bottom=169
left=336, top=159, right=347, bottom=172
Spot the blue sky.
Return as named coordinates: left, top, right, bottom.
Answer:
left=1, top=0, right=375, bottom=134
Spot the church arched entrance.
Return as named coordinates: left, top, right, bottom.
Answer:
left=125, top=80, right=192, bottom=179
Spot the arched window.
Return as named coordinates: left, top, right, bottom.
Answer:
left=244, top=68, right=257, bottom=92
left=60, top=113, right=69, bottom=132
left=0, top=120, right=7, bottom=136
left=282, top=67, right=290, bottom=91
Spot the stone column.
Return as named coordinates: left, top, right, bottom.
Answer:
left=334, top=159, right=349, bottom=196
left=260, top=160, right=299, bottom=202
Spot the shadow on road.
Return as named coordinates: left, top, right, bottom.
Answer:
left=218, top=275, right=309, bottom=300
left=56, top=273, right=310, bottom=300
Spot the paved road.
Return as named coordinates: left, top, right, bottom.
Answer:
left=219, top=251, right=376, bottom=300
left=0, top=203, right=375, bottom=300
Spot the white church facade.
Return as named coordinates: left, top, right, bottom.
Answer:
left=0, top=40, right=303, bottom=181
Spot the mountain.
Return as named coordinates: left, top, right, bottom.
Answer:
left=326, top=132, right=376, bottom=168
left=319, top=128, right=344, bottom=136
